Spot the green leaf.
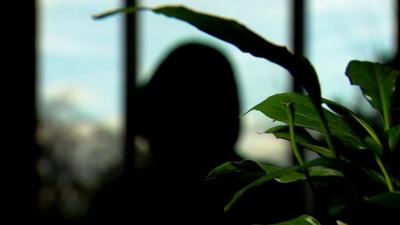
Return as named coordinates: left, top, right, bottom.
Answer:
left=339, top=158, right=387, bottom=186
left=206, top=160, right=264, bottom=181
left=302, top=143, right=336, bottom=158
left=95, top=5, right=322, bottom=107
left=358, top=166, right=387, bottom=185
left=276, top=170, right=307, bottom=183
left=345, top=61, right=400, bottom=130
left=267, top=125, right=335, bottom=158
left=364, top=136, right=384, bottom=156
left=224, top=169, right=282, bottom=213
left=301, top=157, right=338, bottom=169
left=93, top=7, right=137, bottom=19
left=207, top=160, right=260, bottom=178
left=253, top=93, right=365, bottom=149
left=224, top=160, right=343, bottom=213
left=272, top=214, right=321, bottom=225
left=258, top=163, right=307, bottom=183
left=267, top=125, right=318, bottom=145
left=224, top=163, right=308, bottom=212
left=256, top=162, right=281, bottom=174
left=388, top=125, right=400, bottom=152
left=323, top=99, right=383, bottom=155
left=366, top=191, right=400, bottom=211
left=309, top=166, right=344, bottom=178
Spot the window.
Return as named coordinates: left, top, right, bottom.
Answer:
left=35, top=0, right=397, bottom=221
left=139, top=0, right=292, bottom=166
left=38, top=0, right=123, bottom=218
left=308, top=0, right=395, bottom=113
left=138, top=0, right=396, bottom=165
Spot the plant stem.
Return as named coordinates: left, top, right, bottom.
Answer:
left=286, top=103, right=304, bottom=166
left=383, top=110, right=391, bottom=132
left=375, top=155, right=394, bottom=192
left=286, top=103, right=318, bottom=209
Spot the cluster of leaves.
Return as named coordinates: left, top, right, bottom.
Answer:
left=96, top=5, right=400, bottom=225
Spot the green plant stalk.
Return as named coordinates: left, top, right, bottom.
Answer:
left=382, top=98, right=391, bottom=132
left=286, top=103, right=319, bottom=206
left=375, top=155, right=394, bottom=192
left=314, top=105, right=336, bottom=157
left=286, top=103, right=305, bottom=166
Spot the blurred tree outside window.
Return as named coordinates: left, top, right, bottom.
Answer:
left=37, top=0, right=123, bottom=219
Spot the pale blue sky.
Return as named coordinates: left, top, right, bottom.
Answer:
left=39, top=0, right=123, bottom=125
left=39, top=0, right=395, bottom=165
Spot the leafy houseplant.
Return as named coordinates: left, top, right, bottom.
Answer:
left=95, top=5, right=400, bottom=225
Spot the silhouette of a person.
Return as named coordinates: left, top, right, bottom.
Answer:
left=134, top=42, right=242, bottom=224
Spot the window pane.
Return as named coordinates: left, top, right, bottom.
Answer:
left=138, top=0, right=291, bottom=166
left=308, top=0, right=396, bottom=112
left=38, top=0, right=122, bottom=219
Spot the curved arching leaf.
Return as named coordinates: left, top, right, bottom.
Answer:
left=94, top=5, right=321, bottom=107
left=95, top=4, right=337, bottom=163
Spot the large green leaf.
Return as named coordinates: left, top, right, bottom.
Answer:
left=345, top=61, right=400, bottom=130
left=388, top=125, right=400, bottom=152
left=223, top=169, right=282, bottom=213
left=257, top=163, right=307, bottom=183
left=259, top=160, right=343, bottom=182
left=94, top=5, right=322, bottom=106
left=366, top=191, right=400, bottom=211
left=253, top=93, right=365, bottom=149
left=323, top=99, right=383, bottom=156
left=309, top=166, right=344, bottom=177
left=272, top=214, right=321, bottom=225
left=358, top=166, right=387, bottom=185
left=267, top=125, right=335, bottom=158
left=339, top=158, right=386, bottom=186
left=207, top=160, right=264, bottom=182
left=224, top=161, right=344, bottom=212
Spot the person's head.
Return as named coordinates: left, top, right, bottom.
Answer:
left=137, top=42, right=240, bottom=174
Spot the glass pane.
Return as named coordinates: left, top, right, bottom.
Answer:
left=308, top=0, right=396, bottom=113
left=37, top=0, right=122, bottom=219
left=138, top=0, right=291, bottom=166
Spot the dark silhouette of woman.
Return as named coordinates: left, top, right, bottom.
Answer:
left=134, top=42, right=242, bottom=224
left=90, top=42, right=242, bottom=225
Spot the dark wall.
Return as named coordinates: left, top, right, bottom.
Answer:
left=5, top=1, right=39, bottom=223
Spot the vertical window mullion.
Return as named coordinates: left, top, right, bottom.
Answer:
left=123, top=0, right=138, bottom=174
left=292, top=0, right=306, bottom=92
